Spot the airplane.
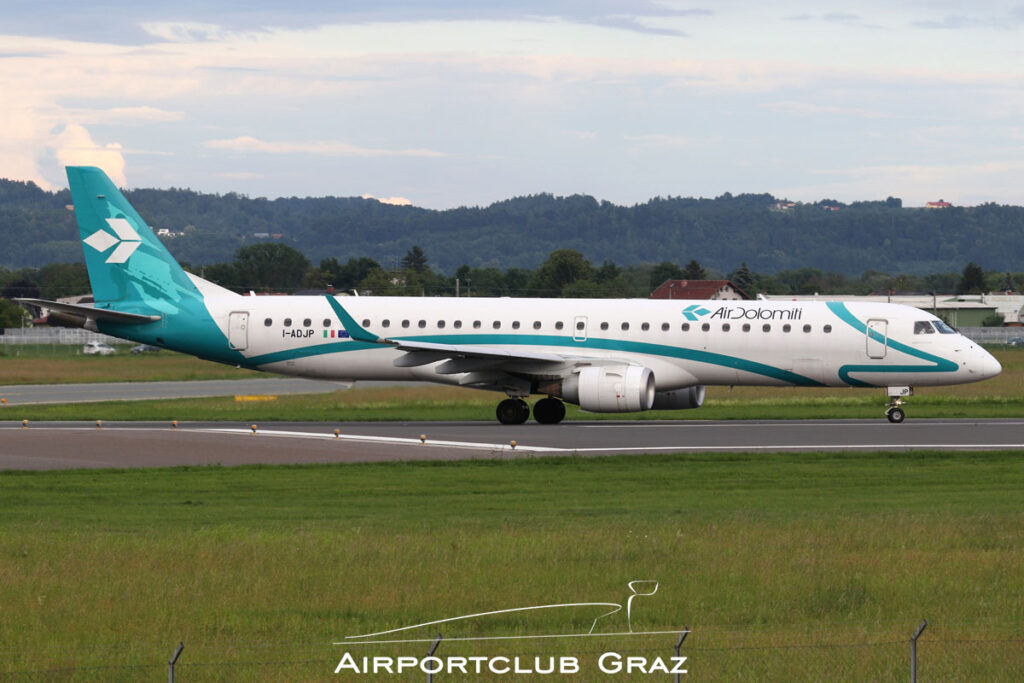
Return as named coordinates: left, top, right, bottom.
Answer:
left=17, top=167, right=1002, bottom=425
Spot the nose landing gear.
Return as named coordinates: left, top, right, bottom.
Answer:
left=885, top=386, right=913, bottom=423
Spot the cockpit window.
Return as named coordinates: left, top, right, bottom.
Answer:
left=933, top=320, right=956, bottom=334
left=914, top=321, right=936, bottom=335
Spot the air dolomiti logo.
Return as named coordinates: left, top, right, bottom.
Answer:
left=83, top=218, right=142, bottom=264
left=682, top=305, right=804, bottom=321
left=681, top=305, right=710, bottom=321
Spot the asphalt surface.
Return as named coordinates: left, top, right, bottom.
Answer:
left=2, top=419, right=1022, bottom=470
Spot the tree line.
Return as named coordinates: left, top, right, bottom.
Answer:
left=3, top=177, right=1024, bottom=275
left=2, top=244, right=1017, bottom=328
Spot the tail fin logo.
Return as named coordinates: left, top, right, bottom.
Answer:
left=83, top=218, right=142, bottom=264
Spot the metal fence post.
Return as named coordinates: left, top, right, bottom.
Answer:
left=426, top=633, right=442, bottom=683
left=910, top=620, right=927, bottom=683
left=675, top=628, right=690, bottom=683
left=168, top=642, right=184, bottom=683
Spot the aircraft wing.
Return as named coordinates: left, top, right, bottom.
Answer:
left=325, top=295, right=633, bottom=387
left=391, top=339, right=566, bottom=363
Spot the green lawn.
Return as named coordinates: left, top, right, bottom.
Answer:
left=1, top=451, right=1021, bottom=680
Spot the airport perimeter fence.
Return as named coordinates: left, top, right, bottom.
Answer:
left=0, top=327, right=122, bottom=348
left=1, top=626, right=1021, bottom=681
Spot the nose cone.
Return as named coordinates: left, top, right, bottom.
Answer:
left=978, top=349, right=1002, bottom=380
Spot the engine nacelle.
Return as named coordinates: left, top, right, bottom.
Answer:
left=562, top=365, right=655, bottom=413
left=651, top=385, right=706, bottom=410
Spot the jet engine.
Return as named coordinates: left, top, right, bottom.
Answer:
left=560, top=365, right=655, bottom=413
left=651, top=385, right=706, bottom=410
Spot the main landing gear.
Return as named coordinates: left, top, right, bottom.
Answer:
left=885, top=386, right=913, bottom=424
left=496, top=397, right=566, bottom=425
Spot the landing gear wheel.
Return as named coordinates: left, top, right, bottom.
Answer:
left=496, top=398, right=530, bottom=425
left=886, top=407, right=905, bottom=424
left=533, top=397, right=566, bottom=424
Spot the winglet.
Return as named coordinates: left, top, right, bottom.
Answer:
left=325, top=295, right=383, bottom=343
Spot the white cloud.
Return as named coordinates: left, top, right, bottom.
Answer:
left=204, top=135, right=445, bottom=158
left=53, top=124, right=128, bottom=186
left=362, top=193, right=412, bottom=206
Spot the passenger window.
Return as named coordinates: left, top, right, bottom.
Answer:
left=473, top=321, right=481, bottom=329
left=803, top=324, right=811, bottom=333
left=322, top=318, right=330, bottom=327
left=914, top=321, right=935, bottom=334
left=512, top=321, right=520, bottom=329
left=824, top=325, right=832, bottom=333
left=533, top=321, right=541, bottom=329
left=722, top=323, right=731, bottom=332
left=493, top=321, right=501, bottom=329
left=555, top=321, right=564, bottom=330
left=783, top=324, right=791, bottom=333
left=763, top=324, right=771, bottom=332
left=437, top=320, right=445, bottom=329
left=402, top=320, right=410, bottom=328
left=641, top=322, right=650, bottom=331
left=382, top=319, right=390, bottom=328
left=661, top=322, right=669, bottom=331
left=742, top=323, right=750, bottom=332
left=264, top=318, right=272, bottom=327
left=284, top=318, right=292, bottom=327
left=621, top=322, right=629, bottom=331
left=701, top=323, right=710, bottom=332
left=454, top=320, right=462, bottom=329
left=682, top=323, right=690, bottom=331
left=304, top=318, right=312, bottom=327
left=418, top=320, right=426, bottom=328
left=600, top=322, right=609, bottom=331
left=576, top=321, right=585, bottom=330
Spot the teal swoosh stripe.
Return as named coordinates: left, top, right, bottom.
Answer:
left=246, top=332, right=825, bottom=387
left=826, top=302, right=958, bottom=387
left=324, top=295, right=379, bottom=342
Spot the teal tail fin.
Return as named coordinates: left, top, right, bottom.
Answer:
left=68, top=166, right=200, bottom=311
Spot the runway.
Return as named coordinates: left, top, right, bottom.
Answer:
left=2, top=419, right=1021, bottom=470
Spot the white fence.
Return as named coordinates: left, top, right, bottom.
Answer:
left=958, top=327, right=1023, bottom=344
left=0, top=328, right=125, bottom=346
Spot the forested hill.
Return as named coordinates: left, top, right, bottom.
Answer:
left=2, top=178, right=1022, bottom=274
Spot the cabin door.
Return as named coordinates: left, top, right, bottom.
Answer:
left=229, top=311, right=249, bottom=350
left=866, top=319, right=887, bottom=359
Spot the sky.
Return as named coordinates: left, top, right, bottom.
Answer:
left=2, top=1, right=1024, bottom=208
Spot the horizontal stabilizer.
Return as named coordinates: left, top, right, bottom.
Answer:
left=15, top=298, right=161, bottom=326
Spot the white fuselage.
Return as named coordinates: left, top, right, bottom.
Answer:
left=201, top=296, right=1000, bottom=392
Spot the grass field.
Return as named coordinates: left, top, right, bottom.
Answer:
left=1, top=452, right=1021, bottom=681
left=0, top=344, right=263, bottom=384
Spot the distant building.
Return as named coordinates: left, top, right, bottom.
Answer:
left=926, top=199, right=952, bottom=209
left=650, top=279, right=750, bottom=300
